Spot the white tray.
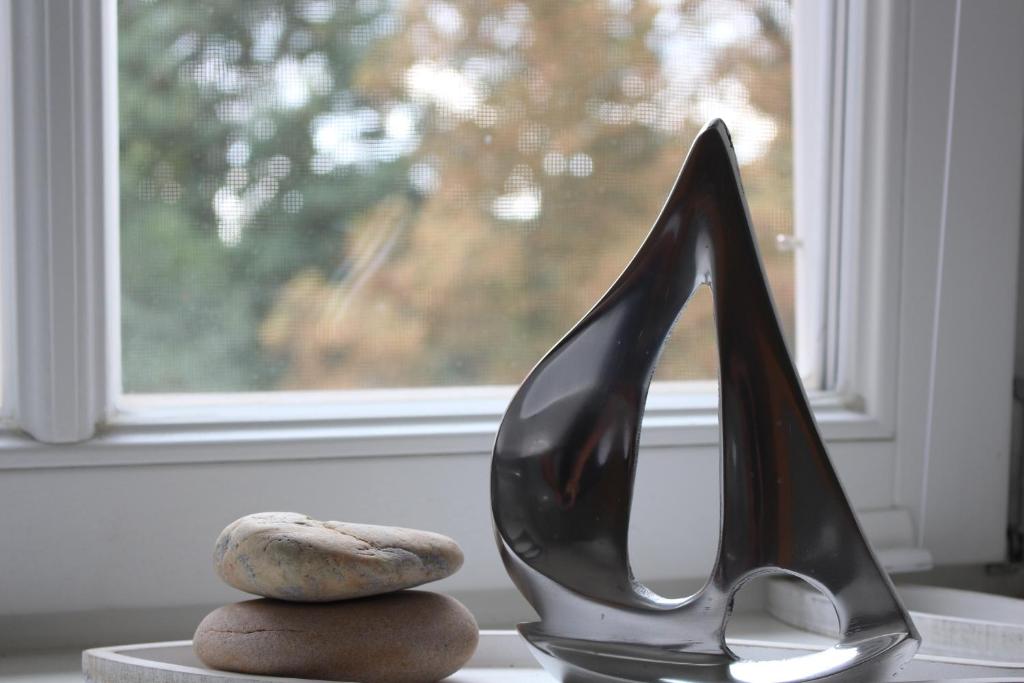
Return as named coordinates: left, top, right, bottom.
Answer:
left=767, top=580, right=1024, bottom=666
left=82, top=631, right=1024, bottom=683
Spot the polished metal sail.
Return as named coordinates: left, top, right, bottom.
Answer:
left=491, top=120, right=919, bottom=683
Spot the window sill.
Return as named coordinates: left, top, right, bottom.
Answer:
left=0, top=387, right=892, bottom=470
left=62, top=624, right=1024, bottom=683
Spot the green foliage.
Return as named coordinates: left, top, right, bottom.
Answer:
left=119, top=0, right=409, bottom=391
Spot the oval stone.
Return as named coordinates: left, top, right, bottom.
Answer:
left=194, top=592, right=479, bottom=683
left=214, top=512, right=463, bottom=601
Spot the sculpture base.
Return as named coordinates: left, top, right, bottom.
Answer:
left=518, top=623, right=918, bottom=683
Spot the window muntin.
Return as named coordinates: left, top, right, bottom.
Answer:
left=118, top=0, right=794, bottom=394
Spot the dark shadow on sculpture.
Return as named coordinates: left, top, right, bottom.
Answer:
left=491, top=119, right=919, bottom=683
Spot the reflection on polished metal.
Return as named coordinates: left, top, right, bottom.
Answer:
left=491, top=120, right=920, bottom=683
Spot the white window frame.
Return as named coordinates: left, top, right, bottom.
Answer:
left=0, top=0, right=885, bottom=454
left=0, top=0, right=1020, bottom=570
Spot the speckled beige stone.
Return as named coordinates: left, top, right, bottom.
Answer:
left=214, top=512, right=463, bottom=602
left=193, top=592, right=479, bottom=683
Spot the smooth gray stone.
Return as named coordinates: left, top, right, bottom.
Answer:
left=214, top=512, right=463, bottom=602
left=194, top=592, right=479, bottom=683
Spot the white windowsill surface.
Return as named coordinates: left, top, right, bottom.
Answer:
left=0, top=619, right=876, bottom=683
left=0, top=386, right=887, bottom=471
left=0, top=651, right=81, bottom=683
left=7, top=617, right=1024, bottom=683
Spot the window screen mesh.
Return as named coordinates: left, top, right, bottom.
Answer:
left=119, top=0, right=793, bottom=392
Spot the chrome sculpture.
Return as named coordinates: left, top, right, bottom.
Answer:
left=491, top=120, right=919, bottom=683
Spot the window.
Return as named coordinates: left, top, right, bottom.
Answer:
left=0, top=0, right=1021, bottom=602
left=118, top=0, right=798, bottom=395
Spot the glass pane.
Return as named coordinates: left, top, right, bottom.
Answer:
left=119, top=0, right=793, bottom=392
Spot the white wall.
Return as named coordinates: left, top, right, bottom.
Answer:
left=0, top=440, right=896, bottom=612
left=0, top=440, right=899, bottom=653
left=1018, top=186, right=1024, bottom=378
left=895, top=0, right=1022, bottom=563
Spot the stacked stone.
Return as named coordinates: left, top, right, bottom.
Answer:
left=194, top=512, right=478, bottom=683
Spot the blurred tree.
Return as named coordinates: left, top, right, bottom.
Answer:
left=120, top=0, right=411, bottom=391
left=119, top=0, right=792, bottom=392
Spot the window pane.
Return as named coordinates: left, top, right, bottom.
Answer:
left=119, top=0, right=793, bottom=393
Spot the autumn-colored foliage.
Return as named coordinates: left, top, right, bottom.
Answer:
left=120, top=0, right=792, bottom=392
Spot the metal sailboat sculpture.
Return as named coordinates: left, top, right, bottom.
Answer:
left=491, top=120, right=919, bottom=683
